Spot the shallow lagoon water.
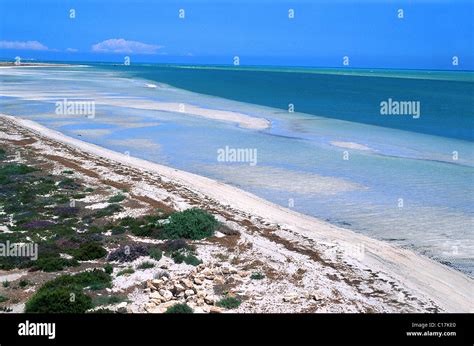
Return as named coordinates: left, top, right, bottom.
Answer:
left=0, top=65, right=472, bottom=276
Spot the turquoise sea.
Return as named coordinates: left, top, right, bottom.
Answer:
left=0, top=64, right=473, bottom=275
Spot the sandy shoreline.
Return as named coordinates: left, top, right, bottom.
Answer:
left=1, top=114, right=472, bottom=312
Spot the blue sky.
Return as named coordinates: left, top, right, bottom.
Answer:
left=0, top=0, right=473, bottom=69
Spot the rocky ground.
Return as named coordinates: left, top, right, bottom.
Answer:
left=0, top=116, right=444, bottom=313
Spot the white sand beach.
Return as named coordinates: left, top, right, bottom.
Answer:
left=1, top=114, right=472, bottom=313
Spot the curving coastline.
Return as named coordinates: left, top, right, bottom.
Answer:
left=1, top=113, right=472, bottom=313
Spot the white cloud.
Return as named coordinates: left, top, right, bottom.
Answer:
left=0, top=40, right=49, bottom=51
left=91, top=38, right=162, bottom=54
left=66, top=48, right=78, bottom=52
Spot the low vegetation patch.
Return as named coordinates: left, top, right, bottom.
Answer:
left=108, top=193, right=126, bottom=203
left=165, top=303, right=193, bottom=314
left=25, top=270, right=111, bottom=313
left=117, top=268, right=135, bottom=276
left=137, top=261, right=155, bottom=270
left=161, top=208, right=219, bottom=240
left=72, top=242, right=107, bottom=261
left=250, top=272, right=265, bottom=280
left=216, top=296, right=241, bottom=309
left=148, top=247, right=162, bottom=261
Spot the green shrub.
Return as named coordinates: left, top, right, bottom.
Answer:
left=216, top=296, right=241, bottom=309
left=58, top=178, right=81, bottom=190
left=137, top=261, right=155, bottom=270
left=148, top=247, right=162, bottom=261
left=162, top=208, right=218, bottom=240
left=169, top=249, right=201, bottom=266
left=117, top=268, right=135, bottom=276
left=2, top=280, right=9, bottom=288
left=104, top=263, right=113, bottom=274
left=0, top=164, right=36, bottom=176
left=93, top=295, right=128, bottom=307
left=18, top=280, right=30, bottom=288
left=73, top=242, right=107, bottom=261
left=72, top=193, right=86, bottom=199
left=40, top=269, right=112, bottom=292
left=165, top=303, right=193, bottom=314
left=94, top=204, right=122, bottom=218
left=31, top=256, right=79, bottom=272
left=25, top=286, right=92, bottom=313
left=250, top=272, right=265, bottom=280
left=62, top=170, right=74, bottom=175
left=130, top=224, right=155, bottom=237
left=111, top=226, right=126, bottom=235
left=0, top=295, right=8, bottom=303
left=108, top=194, right=126, bottom=203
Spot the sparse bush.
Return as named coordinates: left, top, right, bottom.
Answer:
left=250, top=272, right=265, bottom=280
left=107, top=244, right=148, bottom=262
left=54, top=206, right=79, bottom=217
left=169, top=249, right=201, bottom=266
left=161, top=239, right=191, bottom=252
left=2, top=280, right=9, bottom=288
left=117, top=268, right=135, bottom=276
left=0, top=164, right=36, bottom=176
left=73, top=242, right=107, bottom=261
left=94, top=204, right=122, bottom=218
left=31, top=256, right=78, bottom=272
left=137, top=261, right=155, bottom=270
left=18, top=280, right=30, bottom=288
left=0, top=295, right=8, bottom=303
left=58, top=178, right=81, bottom=190
left=21, top=220, right=55, bottom=230
left=148, top=247, right=162, bottom=261
left=111, top=226, right=126, bottom=235
left=40, top=270, right=112, bottom=291
left=104, top=263, right=113, bottom=274
left=165, top=303, right=193, bottom=314
left=161, top=208, right=218, bottom=240
left=93, top=295, right=127, bottom=307
left=108, top=194, right=126, bottom=203
left=216, top=296, right=241, bottom=309
left=24, top=272, right=105, bottom=313
left=25, top=286, right=92, bottom=313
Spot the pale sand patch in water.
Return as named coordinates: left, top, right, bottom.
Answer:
left=331, top=141, right=372, bottom=151
left=70, top=129, right=112, bottom=137
left=202, top=165, right=365, bottom=195
left=0, top=88, right=270, bottom=130
left=107, top=138, right=161, bottom=150
left=93, top=98, right=270, bottom=130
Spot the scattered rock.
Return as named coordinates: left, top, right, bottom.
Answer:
left=283, top=293, right=299, bottom=303
left=185, top=289, right=195, bottom=297
left=159, top=289, right=173, bottom=301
